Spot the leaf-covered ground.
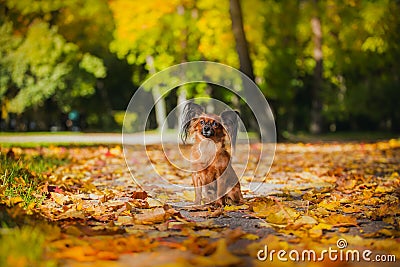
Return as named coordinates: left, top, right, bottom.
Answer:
left=1, top=140, right=399, bottom=266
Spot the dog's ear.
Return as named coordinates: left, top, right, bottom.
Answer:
left=181, top=101, right=205, bottom=143
left=221, top=110, right=239, bottom=148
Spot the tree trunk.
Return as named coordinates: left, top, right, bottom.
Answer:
left=176, top=86, right=186, bottom=130
left=229, top=0, right=271, bottom=141
left=310, top=0, right=323, bottom=134
left=176, top=5, right=189, bottom=130
left=146, top=55, right=167, bottom=131
left=97, top=80, right=114, bottom=130
left=229, top=0, right=254, bottom=81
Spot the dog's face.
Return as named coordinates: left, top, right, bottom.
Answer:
left=181, top=102, right=239, bottom=146
left=193, top=115, right=224, bottom=139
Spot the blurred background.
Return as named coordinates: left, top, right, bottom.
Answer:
left=1, top=0, right=399, bottom=139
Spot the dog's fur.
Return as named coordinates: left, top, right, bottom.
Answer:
left=181, top=102, right=243, bottom=206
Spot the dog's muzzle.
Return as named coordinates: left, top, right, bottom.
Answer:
left=202, top=125, right=214, bottom=137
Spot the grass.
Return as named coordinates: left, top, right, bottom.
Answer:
left=0, top=149, right=67, bottom=267
left=0, top=152, right=68, bottom=209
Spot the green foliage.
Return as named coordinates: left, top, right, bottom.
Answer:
left=321, top=0, right=400, bottom=130
left=109, top=0, right=238, bottom=99
left=80, top=53, right=107, bottom=79
left=115, top=110, right=138, bottom=132
left=0, top=0, right=106, bottom=114
left=250, top=0, right=400, bottom=133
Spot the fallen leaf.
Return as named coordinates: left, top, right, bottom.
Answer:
left=5, top=196, right=24, bottom=206
left=224, top=204, right=249, bottom=211
left=288, top=215, right=318, bottom=230
left=132, top=191, right=148, bottom=199
left=191, top=239, right=242, bottom=266
left=318, top=199, right=340, bottom=211
left=251, top=198, right=299, bottom=225
left=116, top=215, right=135, bottom=225
left=50, top=192, right=70, bottom=206
left=242, top=233, right=260, bottom=240
left=56, top=209, right=85, bottom=220
left=134, top=207, right=169, bottom=224
left=181, top=190, right=195, bottom=202
left=324, top=214, right=358, bottom=226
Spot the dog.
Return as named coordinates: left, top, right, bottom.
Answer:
left=181, top=101, right=243, bottom=206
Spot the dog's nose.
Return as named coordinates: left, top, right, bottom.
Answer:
left=203, top=125, right=211, bottom=131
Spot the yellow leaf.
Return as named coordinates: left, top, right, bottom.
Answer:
left=375, top=185, right=392, bottom=193
left=6, top=196, right=23, bottom=206
left=50, top=192, right=70, bottom=206
left=195, top=229, right=221, bottom=238
left=109, top=146, right=122, bottom=156
left=378, top=228, right=398, bottom=237
left=116, top=215, right=135, bottom=225
left=53, top=245, right=96, bottom=261
left=56, top=209, right=85, bottom=220
left=134, top=207, right=169, bottom=225
left=258, top=221, right=273, bottom=228
left=382, top=216, right=395, bottom=225
left=191, top=239, right=241, bottom=266
left=251, top=198, right=275, bottom=214
left=251, top=198, right=299, bottom=224
left=265, top=208, right=299, bottom=225
left=342, top=205, right=361, bottom=213
left=76, top=201, right=83, bottom=211
left=26, top=202, right=36, bottom=214
left=147, top=198, right=163, bottom=207
left=182, top=190, right=195, bottom=202
left=309, top=228, right=323, bottom=238
left=318, top=199, right=340, bottom=211
left=324, top=214, right=357, bottom=226
left=295, top=215, right=318, bottom=225
left=312, top=223, right=333, bottom=230
left=313, top=207, right=331, bottom=216
left=242, top=233, right=260, bottom=240
left=224, top=204, right=248, bottom=211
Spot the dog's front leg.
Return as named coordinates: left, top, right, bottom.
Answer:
left=215, top=170, right=226, bottom=206
left=225, top=164, right=244, bottom=204
left=192, top=173, right=202, bottom=205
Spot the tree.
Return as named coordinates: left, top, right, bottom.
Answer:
left=54, top=0, right=130, bottom=130
left=230, top=0, right=273, bottom=139
left=318, top=0, right=400, bottom=132
left=229, top=0, right=254, bottom=81
left=0, top=0, right=106, bottom=128
left=0, top=20, right=106, bottom=114
left=309, top=0, right=323, bottom=134
left=109, top=0, right=203, bottom=130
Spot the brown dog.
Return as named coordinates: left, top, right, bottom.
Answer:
left=181, top=102, right=243, bottom=206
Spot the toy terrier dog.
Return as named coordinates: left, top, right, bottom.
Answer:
left=181, top=101, right=243, bottom=206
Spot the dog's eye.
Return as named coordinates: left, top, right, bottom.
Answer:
left=212, top=121, right=219, bottom=127
left=200, top=120, right=204, bottom=125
